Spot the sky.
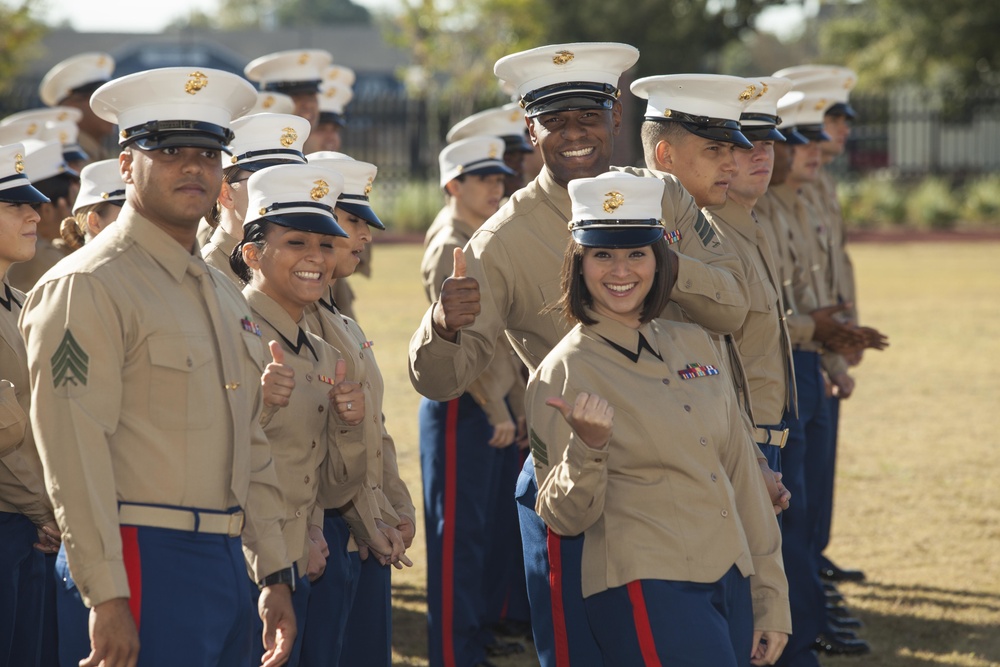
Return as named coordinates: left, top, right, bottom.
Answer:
left=38, top=0, right=809, bottom=38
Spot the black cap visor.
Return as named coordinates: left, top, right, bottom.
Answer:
left=792, top=124, right=832, bottom=142
left=318, top=111, right=347, bottom=127
left=741, top=126, right=786, bottom=143
left=0, top=178, right=50, bottom=204
left=826, top=102, right=857, bottom=120
left=265, top=212, right=348, bottom=238
left=502, top=134, right=534, bottom=153
left=648, top=113, right=753, bottom=150
left=124, top=120, right=236, bottom=154
left=263, top=81, right=322, bottom=96
left=337, top=200, right=385, bottom=230
left=571, top=222, right=665, bottom=249
left=779, top=127, right=809, bottom=145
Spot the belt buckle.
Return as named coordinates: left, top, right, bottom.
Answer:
left=228, top=512, right=245, bottom=537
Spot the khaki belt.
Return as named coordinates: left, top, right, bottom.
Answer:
left=755, top=427, right=789, bottom=448
left=118, top=504, right=245, bottom=537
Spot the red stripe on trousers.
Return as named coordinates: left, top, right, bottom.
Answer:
left=626, top=581, right=662, bottom=667
left=547, top=528, right=571, bottom=667
left=120, top=526, right=142, bottom=629
left=441, top=399, right=459, bottom=667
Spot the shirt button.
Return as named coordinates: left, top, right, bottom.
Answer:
left=376, top=449, right=381, bottom=458
left=684, top=405, right=692, bottom=412
left=700, top=437, right=707, bottom=446
left=711, top=473, right=718, bottom=482
left=715, top=291, right=722, bottom=299
left=295, top=510, right=302, bottom=518
left=306, top=373, right=313, bottom=382
left=721, top=509, right=729, bottom=517
left=661, top=378, right=670, bottom=385
left=684, top=279, right=692, bottom=288
left=186, top=357, right=193, bottom=368
left=318, top=405, right=324, bottom=412
left=311, top=440, right=317, bottom=449
left=767, top=303, right=772, bottom=311
left=304, top=475, right=310, bottom=484
left=359, top=352, right=365, bottom=359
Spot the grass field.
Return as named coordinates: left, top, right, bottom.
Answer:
left=348, top=240, right=1000, bottom=667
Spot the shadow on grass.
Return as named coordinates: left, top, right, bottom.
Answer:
left=825, top=580, right=1000, bottom=666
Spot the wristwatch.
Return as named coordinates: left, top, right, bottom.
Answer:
left=258, top=566, right=296, bottom=592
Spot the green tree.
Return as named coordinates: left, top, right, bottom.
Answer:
left=0, top=0, right=46, bottom=94
left=818, top=0, right=1000, bottom=90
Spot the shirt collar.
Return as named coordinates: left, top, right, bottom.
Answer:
left=537, top=167, right=572, bottom=221
left=208, top=224, right=241, bottom=256
left=586, top=311, right=662, bottom=363
left=117, top=204, right=199, bottom=283
left=706, top=197, right=757, bottom=243
left=243, top=285, right=304, bottom=340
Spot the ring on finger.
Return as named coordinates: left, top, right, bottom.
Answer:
left=347, top=402, right=353, bottom=410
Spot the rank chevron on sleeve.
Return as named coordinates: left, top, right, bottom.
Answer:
left=51, top=330, right=89, bottom=388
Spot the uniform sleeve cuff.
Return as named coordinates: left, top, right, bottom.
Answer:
left=74, top=559, right=131, bottom=608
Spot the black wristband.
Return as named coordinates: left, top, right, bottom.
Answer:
left=258, top=566, right=296, bottom=592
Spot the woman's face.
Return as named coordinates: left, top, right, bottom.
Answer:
left=581, top=245, right=656, bottom=329
left=247, top=225, right=338, bottom=318
left=0, top=201, right=40, bottom=275
left=331, top=207, right=372, bottom=280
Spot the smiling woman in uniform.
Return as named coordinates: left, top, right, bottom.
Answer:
left=526, top=171, right=791, bottom=667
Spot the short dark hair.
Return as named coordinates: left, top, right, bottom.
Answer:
left=554, top=237, right=675, bottom=326
left=639, top=119, right=690, bottom=169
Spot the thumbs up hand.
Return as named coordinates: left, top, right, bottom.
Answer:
left=431, top=246, right=481, bottom=342
left=330, top=358, right=365, bottom=426
left=545, top=392, right=614, bottom=450
left=262, top=340, right=295, bottom=408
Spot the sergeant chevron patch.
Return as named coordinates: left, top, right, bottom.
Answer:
left=693, top=212, right=718, bottom=248
left=529, top=429, right=549, bottom=467
left=52, top=330, right=89, bottom=388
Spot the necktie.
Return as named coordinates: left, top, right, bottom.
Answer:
left=187, top=259, right=246, bottom=501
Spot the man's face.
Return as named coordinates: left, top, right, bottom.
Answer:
left=122, top=146, right=224, bottom=233
left=786, top=141, right=822, bottom=186
left=305, top=121, right=342, bottom=153
left=822, top=113, right=851, bottom=158
left=770, top=142, right=793, bottom=186
left=730, top=140, right=775, bottom=204
left=656, top=132, right=738, bottom=208
left=291, top=92, right=320, bottom=127
left=527, top=103, right=621, bottom=188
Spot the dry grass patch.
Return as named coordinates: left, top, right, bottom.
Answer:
left=350, top=240, right=1000, bottom=667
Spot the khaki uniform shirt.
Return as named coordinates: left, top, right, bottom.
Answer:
left=245, top=287, right=367, bottom=574
left=420, top=212, right=526, bottom=426
left=0, top=279, right=53, bottom=524
left=526, top=315, right=790, bottom=632
left=305, top=290, right=416, bottom=547
left=704, top=199, right=795, bottom=425
left=0, top=379, right=26, bottom=459
left=202, top=225, right=243, bottom=287
left=19, top=206, right=288, bottom=607
left=761, top=185, right=847, bottom=377
left=813, top=171, right=857, bottom=319
left=7, top=237, right=69, bottom=292
left=409, top=167, right=750, bottom=400
left=755, top=189, right=817, bottom=347
left=330, top=279, right=357, bottom=322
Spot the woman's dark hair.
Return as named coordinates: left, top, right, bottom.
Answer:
left=554, top=236, right=675, bottom=326
left=229, top=219, right=275, bottom=283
